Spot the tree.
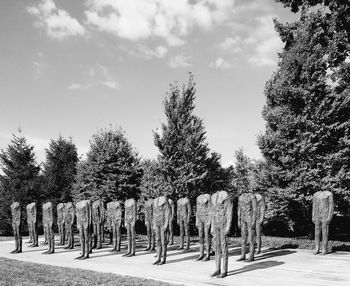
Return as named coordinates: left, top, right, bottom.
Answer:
left=72, top=127, right=142, bottom=202
left=154, top=74, right=210, bottom=202
left=232, top=148, right=254, bottom=195
left=0, top=131, right=40, bottom=234
left=42, top=136, right=78, bottom=204
left=258, top=1, right=350, bottom=235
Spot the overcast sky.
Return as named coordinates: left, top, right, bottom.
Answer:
left=0, top=0, right=296, bottom=167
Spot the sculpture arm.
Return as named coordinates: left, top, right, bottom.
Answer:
left=195, top=205, right=199, bottom=228
left=225, top=199, right=233, bottom=235
left=312, top=195, right=316, bottom=223
left=186, top=199, right=191, bottom=224
left=259, top=196, right=266, bottom=224
left=164, top=203, right=169, bottom=230
left=177, top=201, right=180, bottom=225
left=327, top=193, right=334, bottom=223
left=252, top=196, right=257, bottom=226
left=237, top=199, right=241, bottom=229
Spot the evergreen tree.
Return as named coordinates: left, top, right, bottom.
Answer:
left=0, top=131, right=40, bottom=234
left=73, top=127, right=142, bottom=202
left=258, top=1, right=350, bottom=234
left=42, top=136, right=78, bottom=204
left=154, top=74, right=210, bottom=202
left=232, top=148, right=254, bottom=195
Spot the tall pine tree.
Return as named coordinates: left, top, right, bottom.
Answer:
left=154, top=74, right=210, bottom=202
left=258, top=1, right=350, bottom=234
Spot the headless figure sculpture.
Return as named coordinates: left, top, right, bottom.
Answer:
left=196, top=194, right=212, bottom=261
left=144, top=199, right=155, bottom=251
left=57, top=203, right=66, bottom=246
left=237, top=193, right=257, bottom=262
left=168, top=198, right=175, bottom=245
left=177, top=197, right=191, bottom=250
left=123, top=198, right=137, bottom=257
left=312, top=191, right=334, bottom=255
left=92, top=200, right=104, bottom=249
left=42, top=202, right=55, bottom=254
left=107, top=201, right=122, bottom=252
left=255, top=193, right=265, bottom=254
left=26, top=203, right=38, bottom=247
left=153, top=196, right=170, bottom=265
left=76, top=200, right=92, bottom=259
left=64, top=202, right=75, bottom=249
left=42, top=207, right=48, bottom=245
left=11, top=202, right=22, bottom=254
left=211, top=191, right=233, bottom=278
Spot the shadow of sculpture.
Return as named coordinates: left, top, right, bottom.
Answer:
left=254, top=249, right=296, bottom=261
left=227, top=260, right=284, bottom=276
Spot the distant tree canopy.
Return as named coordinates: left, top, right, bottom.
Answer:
left=72, top=127, right=142, bottom=202
left=42, top=136, right=78, bottom=204
left=0, top=132, right=40, bottom=234
left=258, top=1, right=350, bottom=234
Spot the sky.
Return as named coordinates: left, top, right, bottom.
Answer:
left=0, top=0, right=297, bottom=167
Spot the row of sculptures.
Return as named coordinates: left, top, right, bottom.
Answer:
left=10, top=190, right=334, bottom=278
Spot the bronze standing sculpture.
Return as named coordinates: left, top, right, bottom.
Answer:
left=196, top=194, right=212, bottom=261
left=168, top=198, right=175, bottom=245
left=312, top=191, right=334, bottom=255
left=123, top=198, right=137, bottom=257
left=42, top=202, right=54, bottom=254
left=255, top=193, right=265, bottom=254
left=64, top=202, right=75, bottom=249
left=57, top=203, right=66, bottom=246
left=11, top=202, right=22, bottom=254
left=76, top=200, right=92, bottom=259
left=177, top=197, right=191, bottom=250
left=210, top=191, right=232, bottom=278
left=107, top=201, right=122, bottom=252
left=153, top=196, right=170, bottom=265
left=92, top=200, right=104, bottom=249
left=26, top=202, right=38, bottom=247
left=237, top=193, right=257, bottom=262
left=42, top=208, right=48, bottom=245
left=144, top=199, right=155, bottom=251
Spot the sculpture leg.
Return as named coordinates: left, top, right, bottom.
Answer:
left=247, top=222, right=255, bottom=262
left=33, top=222, right=38, bottom=247
left=111, top=223, right=116, bottom=251
left=75, top=225, right=84, bottom=259
left=92, top=224, right=97, bottom=249
left=204, top=224, right=211, bottom=261
left=237, top=222, right=247, bottom=261
left=130, top=225, right=136, bottom=256
left=70, top=224, right=75, bottom=249
left=178, top=221, right=184, bottom=250
left=196, top=223, right=204, bottom=260
left=62, top=223, right=65, bottom=246
left=18, top=229, right=22, bottom=253
left=27, top=223, right=33, bottom=243
left=321, top=221, right=329, bottom=255
left=153, top=226, right=161, bottom=265
left=151, top=226, right=155, bottom=251
left=145, top=224, right=151, bottom=251
left=83, top=226, right=90, bottom=259
left=96, top=223, right=102, bottom=249
left=65, top=223, right=70, bottom=249
left=159, top=227, right=167, bottom=265
left=185, top=222, right=190, bottom=250
left=220, top=232, right=228, bottom=278
left=169, top=221, right=174, bottom=245
left=48, top=226, right=55, bottom=254
left=256, top=222, right=262, bottom=254
left=116, top=222, right=121, bottom=251
left=123, top=224, right=131, bottom=256
left=11, top=225, right=19, bottom=253
left=211, top=227, right=221, bottom=277
left=314, top=221, right=321, bottom=255
left=43, top=225, right=48, bottom=244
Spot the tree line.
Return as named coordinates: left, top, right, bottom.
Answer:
left=1, top=0, right=349, bottom=238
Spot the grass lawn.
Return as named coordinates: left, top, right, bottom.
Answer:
left=0, top=257, right=177, bottom=286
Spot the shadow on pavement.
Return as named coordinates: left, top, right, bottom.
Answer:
left=227, top=260, right=284, bottom=276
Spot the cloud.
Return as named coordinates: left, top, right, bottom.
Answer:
left=100, top=80, right=119, bottom=89
left=168, top=55, right=192, bottom=68
left=84, top=0, right=234, bottom=46
left=28, top=0, right=86, bottom=39
left=68, top=83, right=92, bottom=90
left=210, top=57, right=231, bottom=69
left=219, top=36, right=241, bottom=53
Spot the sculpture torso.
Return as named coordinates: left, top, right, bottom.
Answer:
left=11, top=202, right=21, bottom=227
left=92, top=200, right=104, bottom=224
left=144, top=200, right=153, bottom=226
left=239, top=193, right=257, bottom=222
left=107, top=201, right=122, bottom=223
left=76, top=200, right=91, bottom=226
left=64, top=202, right=75, bottom=225
left=177, top=197, right=190, bottom=221
left=196, top=194, right=211, bottom=225
left=26, top=203, right=36, bottom=224
left=211, top=191, right=231, bottom=229
left=153, top=196, right=169, bottom=227
left=43, top=202, right=53, bottom=226
left=125, top=198, right=136, bottom=224
left=255, top=193, right=265, bottom=223
left=57, top=203, right=66, bottom=224
left=313, top=191, right=333, bottom=222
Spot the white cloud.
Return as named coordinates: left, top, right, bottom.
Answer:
left=100, top=80, right=119, bottom=89
left=68, top=83, right=92, bottom=90
left=137, top=45, right=168, bottom=59
left=219, top=36, right=241, bottom=53
left=85, top=0, right=234, bottom=46
left=168, top=55, right=192, bottom=68
left=210, top=57, right=231, bottom=69
left=28, top=0, right=86, bottom=39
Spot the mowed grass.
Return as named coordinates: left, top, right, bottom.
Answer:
left=0, top=257, right=178, bottom=286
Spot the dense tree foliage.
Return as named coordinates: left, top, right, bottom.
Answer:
left=258, top=0, right=350, bottom=234
left=0, top=132, right=40, bottom=234
left=42, top=136, right=78, bottom=204
left=72, top=127, right=142, bottom=202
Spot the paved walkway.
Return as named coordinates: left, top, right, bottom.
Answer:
left=0, top=236, right=349, bottom=286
